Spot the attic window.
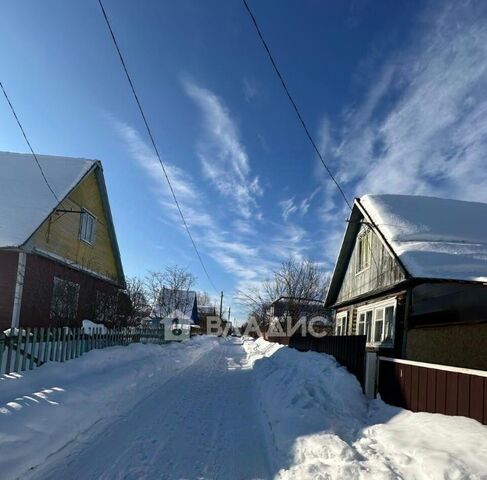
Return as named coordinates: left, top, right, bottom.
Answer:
left=80, top=209, right=96, bottom=245
left=356, top=229, right=371, bottom=273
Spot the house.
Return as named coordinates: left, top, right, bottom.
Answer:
left=266, top=296, right=333, bottom=341
left=325, top=194, right=487, bottom=371
left=0, top=151, right=125, bottom=330
left=267, top=296, right=329, bottom=322
left=150, top=289, right=198, bottom=327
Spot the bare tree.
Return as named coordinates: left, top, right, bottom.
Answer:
left=236, top=257, right=330, bottom=331
left=196, top=291, right=212, bottom=306
left=146, top=265, right=196, bottom=318
left=125, top=276, right=149, bottom=324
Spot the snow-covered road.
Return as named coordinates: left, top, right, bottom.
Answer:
left=1, top=337, right=487, bottom=480
left=23, top=339, right=272, bottom=480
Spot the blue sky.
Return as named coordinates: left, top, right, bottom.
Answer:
left=1, top=1, right=487, bottom=322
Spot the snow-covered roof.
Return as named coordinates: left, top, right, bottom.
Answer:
left=0, top=151, right=95, bottom=248
left=360, top=194, right=487, bottom=282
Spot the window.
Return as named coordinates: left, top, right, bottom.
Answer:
left=356, top=299, right=396, bottom=347
left=335, top=312, right=348, bottom=336
left=80, top=209, right=96, bottom=245
left=356, top=229, right=371, bottom=273
left=50, top=277, right=80, bottom=323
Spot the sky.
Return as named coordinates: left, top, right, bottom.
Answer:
left=1, top=0, right=487, bottom=323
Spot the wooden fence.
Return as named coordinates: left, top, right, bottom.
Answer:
left=288, top=334, right=367, bottom=388
left=378, top=357, right=487, bottom=425
left=0, top=327, right=165, bottom=375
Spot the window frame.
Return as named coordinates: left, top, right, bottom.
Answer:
left=356, top=298, right=397, bottom=347
left=79, top=208, right=97, bottom=245
left=355, top=228, right=371, bottom=275
left=335, top=311, right=348, bottom=336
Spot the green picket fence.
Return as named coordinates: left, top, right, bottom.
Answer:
left=0, top=327, right=165, bottom=375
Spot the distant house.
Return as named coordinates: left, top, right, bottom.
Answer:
left=150, top=289, right=198, bottom=327
left=0, top=152, right=125, bottom=331
left=325, top=194, right=487, bottom=370
left=267, top=296, right=328, bottom=322
left=267, top=296, right=332, bottom=340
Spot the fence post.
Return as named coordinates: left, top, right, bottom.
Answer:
left=44, top=327, right=51, bottom=363
left=37, top=328, right=44, bottom=366
left=13, top=329, right=22, bottom=373
left=21, top=327, right=31, bottom=371
left=364, top=351, right=378, bottom=399
left=0, top=334, right=5, bottom=373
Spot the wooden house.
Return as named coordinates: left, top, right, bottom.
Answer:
left=325, top=194, right=487, bottom=370
left=0, top=151, right=125, bottom=331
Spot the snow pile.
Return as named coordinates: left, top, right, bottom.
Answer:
left=361, top=194, right=487, bottom=282
left=0, top=151, right=95, bottom=248
left=0, top=336, right=218, bottom=479
left=81, top=319, right=107, bottom=334
left=244, top=338, right=487, bottom=479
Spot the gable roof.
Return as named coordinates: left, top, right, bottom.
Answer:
left=361, top=194, right=487, bottom=283
left=0, top=151, right=94, bottom=248
left=326, top=194, right=487, bottom=307
left=0, top=151, right=125, bottom=287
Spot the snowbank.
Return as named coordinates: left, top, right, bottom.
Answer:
left=0, top=336, right=218, bottom=479
left=361, top=194, right=487, bottom=282
left=81, top=319, right=108, bottom=334
left=244, top=338, right=487, bottom=479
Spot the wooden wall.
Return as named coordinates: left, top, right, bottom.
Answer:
left=0, top=250, right=18, bottom=331
left=30, top=169, right=119, bottom=283
left=20, top=253, right=118, bottom=328
left=336, top=225, right=405, bottom=304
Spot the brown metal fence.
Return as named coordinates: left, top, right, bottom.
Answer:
left=288, top=335, right=367, bottom=388
left=378, top=357, right=487, bottom=425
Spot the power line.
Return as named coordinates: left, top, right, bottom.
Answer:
left=241, top=0, right=352, bottom=211
left=97, top=0, right=218, bottom=294
left=0, top=80, right=60, bottom=203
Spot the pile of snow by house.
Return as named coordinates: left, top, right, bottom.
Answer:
left=361, top=194, right=487, bottom=282
left=0, top=151, right=94, bottom=248
left=244, top=338, right=487, bottom=479
left=0, top=336, right=218, bottom=479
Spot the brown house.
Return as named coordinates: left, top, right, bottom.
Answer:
left=325, top=194, right=487, bottom=371
left=0, top=151, right=125, bottom=331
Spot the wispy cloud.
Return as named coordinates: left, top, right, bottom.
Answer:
left=279, top=197, right=298, bottom=221
left=116, top=118, right=310, bottom=306
left=325, top=2, right=487, bottom=203
left=184, top=80, right=263, bottom=219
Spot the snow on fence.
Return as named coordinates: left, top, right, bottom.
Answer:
left=0, top=326, right=165, bottom=375
left=377, top=356, right=487, bottom=425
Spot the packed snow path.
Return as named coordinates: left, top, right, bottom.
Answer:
left=24, top=339, right=272, bottom=480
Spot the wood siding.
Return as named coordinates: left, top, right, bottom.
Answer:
left=336, top=225, right=405, bottom=304
left=20, top=253, right=119, bottom=329
left=0, top=251, right=19, bottom=331
left=29, top=170, right=119, bottom=283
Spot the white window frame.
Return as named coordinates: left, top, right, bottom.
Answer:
left=356, top=298, right=397, bottom=347
left=355, top=228, right=371, bottom=274
left=335, top=311, right=348, bottom=336
left=79, top=208, right=97, bottom=245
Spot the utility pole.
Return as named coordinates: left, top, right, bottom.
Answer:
left=219, top=291, right=223, bottom=319
left=227, top=306, right=231, bottom=322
